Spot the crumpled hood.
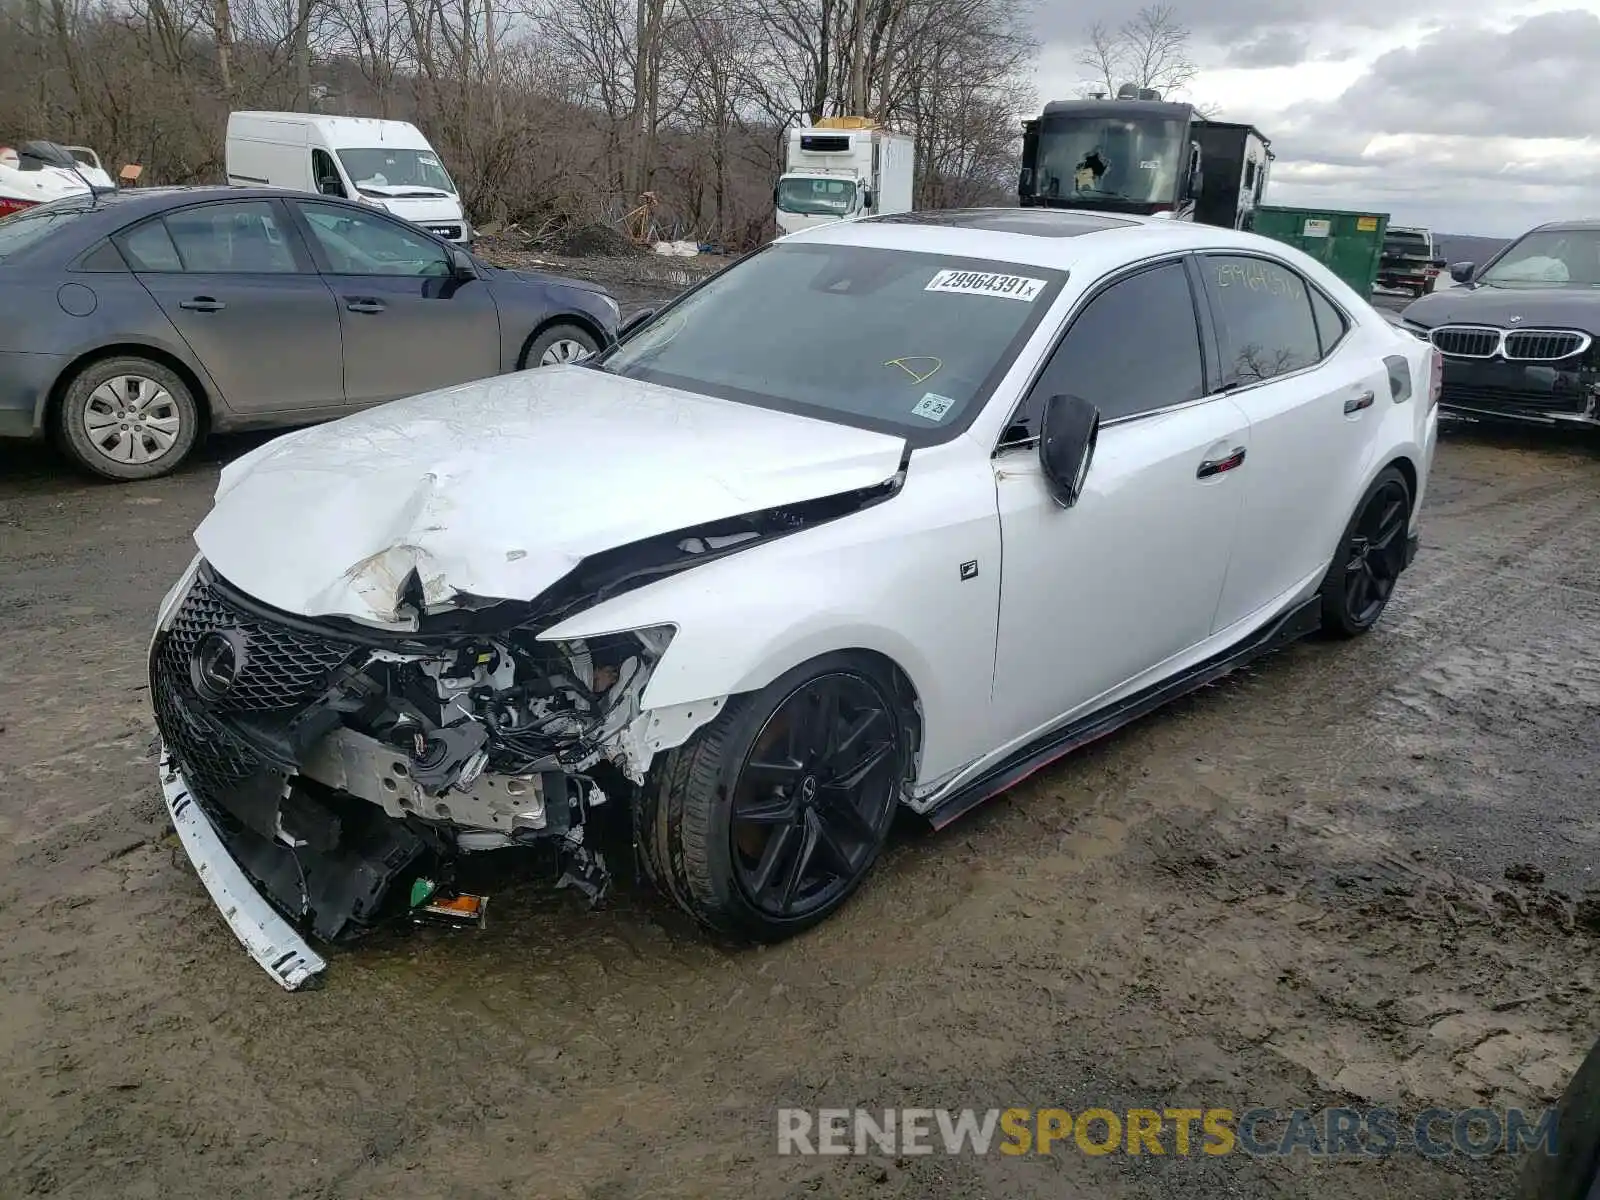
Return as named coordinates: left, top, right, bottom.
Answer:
left=196, top=367, right=907, bottom=625
left=1403, top=285, right=1600, bottom=333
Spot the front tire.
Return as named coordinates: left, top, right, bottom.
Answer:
left=636, top=653, right=910, bottom=941
left=520, top=323, right=599, bottom=369
left=1318, top=466, right=1412, bottom=638
left=56, top=356, right=199, bottom=481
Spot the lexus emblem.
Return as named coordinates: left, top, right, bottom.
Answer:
left=190, top=629, right=245, bottom=700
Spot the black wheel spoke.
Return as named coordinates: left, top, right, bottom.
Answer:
left=1345, top=567, right=1366, bottom=612
left=778, top=814, right=821, bottom=909
left=744, top=755, right=805, bottom=788
left=810, top=808, right=860, bottom=876
left=734, top=791, right=798, bottom=826
left=747, top=819, right=799, bottom=895
left=817, top=786, right=880, bottom=843
left=832, top=707, right=884, bottom=765
left=827, top=738, right=895, bottom=791
left=791, top=680, right=839, bottom=764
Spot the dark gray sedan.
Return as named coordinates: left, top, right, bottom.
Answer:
left=0, top=186, right=621, bottom=479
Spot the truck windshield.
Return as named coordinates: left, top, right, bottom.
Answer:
left=1033, top=116, right=1185, bottom=206
left=1480, top=229, right=1600, bottom=288
left=594, top=242, right=1065, bottom=442
left=337, top=148, right=456, bottom=196
left=777, top=177, right=856, bottom=216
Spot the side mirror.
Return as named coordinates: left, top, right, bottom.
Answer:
left=448, top=247, right=477, bottom=279
left=1187, top=171, right=1204, bottom=201
left=860, top=188, right=873, bottom=210
left=772, top=185, right=779, bottom=206
left=617, top=308, right=656, bottom=339
left=317, top=176, right=344, bottom=197
left=1449, top=261, right=1475, bottom=284
left=1039, top=394, right=1100, bottom=509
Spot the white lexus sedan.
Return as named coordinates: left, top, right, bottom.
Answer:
left=150, top=208, right=1440, bottom=988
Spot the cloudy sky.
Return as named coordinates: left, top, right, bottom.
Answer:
left=1030, top=0, right=1600, bottom=236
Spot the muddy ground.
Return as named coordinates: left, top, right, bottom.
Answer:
left=3, top=380, right=1600, bottom=1197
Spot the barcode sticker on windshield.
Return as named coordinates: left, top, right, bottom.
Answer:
left=911, top=392, right=956, bottom=421
left=925, top=270, right=1045, bottom=302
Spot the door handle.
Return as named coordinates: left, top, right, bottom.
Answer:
left=1344, top=389, right=1376, bottom=414
left=1197, top=446, right=1247, bottom=479
left=178, top=297, right=225, bottom=312
left=345, top=298, right=386, bottom=314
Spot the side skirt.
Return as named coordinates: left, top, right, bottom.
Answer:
left=923, top=593, right=1324, bottom=831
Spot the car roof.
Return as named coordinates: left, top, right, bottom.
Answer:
left=785, top=207, right=1309, bottom=272
left=1532, top=218, right=1600, bottom=233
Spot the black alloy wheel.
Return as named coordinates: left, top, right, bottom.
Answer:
left=1344, top=477, right=1409, bottom=625
left=1319, top=465, right=1412, bottom=637
left=729, top=672, right=901, bottom=920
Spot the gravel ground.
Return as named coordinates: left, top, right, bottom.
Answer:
left=2, top=381, right=1598, bottom=1198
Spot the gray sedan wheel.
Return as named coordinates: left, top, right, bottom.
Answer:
left=57, top=356, right=200, bottom=481
left=521, top=324, right=599, bottom=369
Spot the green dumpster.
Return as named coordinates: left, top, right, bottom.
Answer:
left=1248, top=206, right=1390, bottom=297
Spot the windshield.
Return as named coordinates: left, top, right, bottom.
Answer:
left=777, top=176, right=856, bottom=216
left=1480, top=229, right=1600, bottom=287
left=0, top=197, right=91, bottom=260
left=336, top=148, right=456, bottom=196
left=1032, top=115, right=1185, bottom=205
left=595, top=242, right=1065, bottom=440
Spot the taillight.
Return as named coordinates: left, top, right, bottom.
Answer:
left=1428, top=347, right=1443, bottom=411
left=0, top=197, right=35, bottom=218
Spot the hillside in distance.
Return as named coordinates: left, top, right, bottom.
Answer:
left=1434, top=233, right=1510, bottom=265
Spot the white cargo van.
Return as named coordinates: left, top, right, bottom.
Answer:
left=225, top=112, right=472, bottom=244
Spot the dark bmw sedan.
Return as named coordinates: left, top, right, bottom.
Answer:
left=1397, top=219, right=1600, bottom=428
left=0, top=186, right=620, bottom=480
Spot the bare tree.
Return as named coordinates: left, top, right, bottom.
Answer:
left=1076, top=3, right=1197, bottom=100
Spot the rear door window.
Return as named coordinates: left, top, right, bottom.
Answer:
left=1201, top=254, right=1323, bottom=385
left=163, top=201, right=299, bottom=273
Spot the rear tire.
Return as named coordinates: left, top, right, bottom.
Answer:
left=56, top=356, right=200, bottom=481
left=635, top=652, right=910, bottom=941
left=520, top=323, right=599, bottom=369
left=1318, top=466, right=1412, bottom=638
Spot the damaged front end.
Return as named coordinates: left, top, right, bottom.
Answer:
left=151, top=561, right=672, bottom=985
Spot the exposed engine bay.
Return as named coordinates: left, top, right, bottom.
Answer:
left=151, top=561, right=676, bottom=943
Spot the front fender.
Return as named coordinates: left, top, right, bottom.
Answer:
left=539, top=442, right=1002, bottom=785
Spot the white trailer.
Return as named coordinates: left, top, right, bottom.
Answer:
left=775, top=119, right=914, bottom=236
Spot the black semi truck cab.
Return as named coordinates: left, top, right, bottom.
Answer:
left=1019, top=91, right=1272, bottom=230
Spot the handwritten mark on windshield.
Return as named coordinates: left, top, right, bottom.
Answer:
left=885, top=357, right=943, bottom=384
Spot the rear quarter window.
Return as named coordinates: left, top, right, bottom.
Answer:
left=0, top=200, right=92, bottom=261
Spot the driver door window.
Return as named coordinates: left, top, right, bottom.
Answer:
left=312, top=149, right=345, bottom=197
left=1002, top=260, right=1206, bottom=444
left=295, top=201, right=450, bottom=277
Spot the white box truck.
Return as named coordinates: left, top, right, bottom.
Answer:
left=225, top=112, right=472, bottom=244
left=775, top=118, right=914, bottom=236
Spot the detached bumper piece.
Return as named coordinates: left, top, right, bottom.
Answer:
left=160, top=753, right=327, bottom=991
